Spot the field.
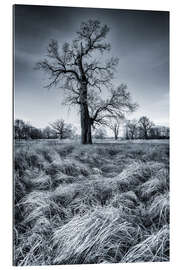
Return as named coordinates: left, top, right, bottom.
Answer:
left=14, top=139, right=169, bottom=266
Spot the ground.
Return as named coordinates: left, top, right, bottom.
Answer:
left=14, top=139, right=169, bottom=265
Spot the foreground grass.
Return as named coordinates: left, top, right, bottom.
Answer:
left=14, top=140, right=169, bottom=265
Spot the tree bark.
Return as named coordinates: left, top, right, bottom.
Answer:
left=144, top=130, right=148, bottom=139
left=80, top=83, right=92, bottom=144
left=114, top=128, right=118, bottom=140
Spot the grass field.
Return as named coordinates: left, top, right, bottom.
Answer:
left=13, top=139, right=169, bottom=265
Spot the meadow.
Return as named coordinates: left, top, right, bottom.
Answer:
left=14, top=139, right=169, bottom=266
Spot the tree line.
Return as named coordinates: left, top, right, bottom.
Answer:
left=14, top=119, right=77, bottom=140
left=94, top=116, right=169, bottom=140
left=125, top=116, right=169, bottom=140
left=14, top=116, right=169, bottom=141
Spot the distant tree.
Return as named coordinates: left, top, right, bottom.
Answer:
left=36, top=20, right=137, bottom=144
left=138, top=116, right=154, bottom=139
left=30, top=127, right=43, bottom=139
left=14, top=119, right=30, bottom=140
left=94, top=128, right=107, bottom=139
left=126, top=119, right=139, bottom=140
left=149, top=125, right=170, bottom=139
left=149, top=126, right=160, bottom=139
left=163, top=126, right=170, bottom=139
left=105, top=115, right=123, bottom=140
left=50, top=119, right=76, bottom=140
left=50, top=119, right=66, bottom=139
left=14, top=119, right=43, bottom=140
left=14, top=119, right=25, bottom=140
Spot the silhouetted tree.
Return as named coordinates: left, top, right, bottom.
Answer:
left=50, top=119, right=76, bottom=139
left=105, top=115, right=124, bottom=140
left=14, top=119, right=25, bottom=140
left=138, top=116, right=154, bottom=139
left=126, top=119, right=139, bottom=140
left=36, top=20, right=133, bottom=144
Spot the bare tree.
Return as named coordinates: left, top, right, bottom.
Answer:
left=138, top=116, right=154, bottom=139
left=126, top=119, right=139, bottom=140
left=14, top=119, right=25, bottom=140
left=50, top=119, right=67, bottom=140
left=50, top=119, right=76, bottom=140
left=14, top=119, right=31, bottom=140
left=105, top=115, right=124, bottom=140
left=36, top=20, right=120, bottom=144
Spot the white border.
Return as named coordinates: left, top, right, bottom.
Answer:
left=0, top=0, right=180, bottom=269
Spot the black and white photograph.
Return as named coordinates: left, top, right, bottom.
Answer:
left=13, top=4, right=169, bottom=266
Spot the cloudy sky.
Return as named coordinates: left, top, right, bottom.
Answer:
left=14, top=5, right=169, bottom=132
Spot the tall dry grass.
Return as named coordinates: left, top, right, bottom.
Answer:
left=14, top=140, right=169, bottom=265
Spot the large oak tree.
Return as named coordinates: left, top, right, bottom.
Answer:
left=36, top=20, right=137, bottom=144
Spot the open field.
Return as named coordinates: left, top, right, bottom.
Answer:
left=14, top=140, right=169, bottom=265
left=15, top=138, right=169, bottom=146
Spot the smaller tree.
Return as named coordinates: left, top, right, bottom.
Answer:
left=50, top=119, right=76, bottom=140
left=14, top=119, right=25, bottom=140
left=138, top=116, right=154, bottom=139
left=50, top=119, right=67, bottom=139
left=105, top=116, right=123, bottom=140
left=14, top=119, right=33, bottom=140
left=126, top=119, right=138, bottom=140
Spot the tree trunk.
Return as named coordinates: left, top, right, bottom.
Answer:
left=114, top=128, right=118, bottom=140
left=144, top=130, right=148, bottom=139
left=80, top=83, right=92, bottom=144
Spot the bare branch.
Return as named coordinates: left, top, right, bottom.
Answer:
left=76, top=20, right=111, bottom=56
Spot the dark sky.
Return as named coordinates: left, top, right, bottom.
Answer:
left=14, top=5, right=169, bottom=131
